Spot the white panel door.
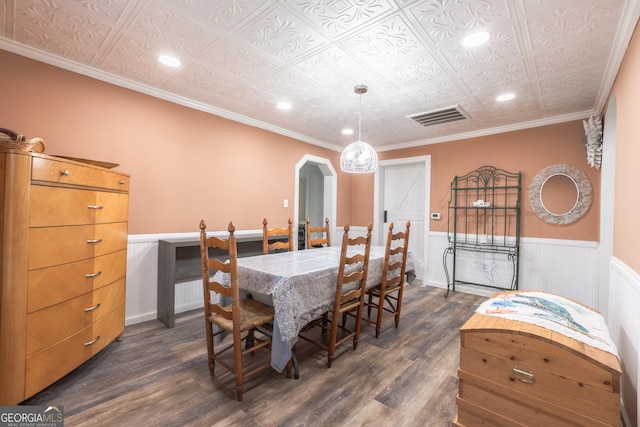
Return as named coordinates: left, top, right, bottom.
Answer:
left=381, top=161, right=427, bottom=280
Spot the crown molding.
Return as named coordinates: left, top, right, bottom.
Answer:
left=376, top=110, right=598, bottom=152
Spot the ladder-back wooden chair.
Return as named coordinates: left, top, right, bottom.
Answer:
left=364, top=221, right=411, bottom=338
left=306, top=217, right=331, bottom=248
left=298, top=223, right=372, bottom=368
left=263, top=217, right=294, bottom=254
left=199, top=220, right=276, bottom=401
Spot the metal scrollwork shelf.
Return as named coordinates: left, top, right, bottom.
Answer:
left=443, top=166, right=521, bottom=297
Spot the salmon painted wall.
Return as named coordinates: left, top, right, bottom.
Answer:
left=608, top=21, right=640, bottom=273
left=0, top=49, right=355, bottom=234
left=353, top=121, right=601, bottom=241
left=1, top=49, right=602, bottom=242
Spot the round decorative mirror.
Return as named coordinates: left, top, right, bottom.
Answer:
left=540, top=173, right=579, bottom=216
left=529, top=164, right=592, bottom=225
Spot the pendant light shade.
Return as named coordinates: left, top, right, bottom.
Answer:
left=340, top=85, right=378, bottom=173
left=340, top=140, right=378, bottom=173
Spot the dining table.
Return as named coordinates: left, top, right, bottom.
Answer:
left=215, top=245, right=414, bottom=373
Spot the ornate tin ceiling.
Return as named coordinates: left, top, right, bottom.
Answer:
left=0, top=0, right=638, bottom=152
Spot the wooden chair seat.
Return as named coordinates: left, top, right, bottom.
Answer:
left=209, top=298, right=275, bottom=332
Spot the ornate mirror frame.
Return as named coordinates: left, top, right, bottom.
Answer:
left=529, top=164, right=592, bottom=225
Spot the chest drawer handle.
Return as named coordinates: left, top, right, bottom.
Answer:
left=84, top=303, right=101, bottom=312
left=88, top=205, right=104, bottom=210
left=84, top=336, right=101, bottom=346
left=512, top=367, right=535, bottom=384
left=119, top=180, right=126, bottom=185
left=86, top=271, right=102, bottom=278
left=61, top=169, right=70, bottom=176
left=86, top=239, right=103, bottom=244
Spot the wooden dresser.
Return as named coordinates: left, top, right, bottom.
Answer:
left=455, top=293, right=621, bottom=427
left=0, top=149, right=129, bottom=405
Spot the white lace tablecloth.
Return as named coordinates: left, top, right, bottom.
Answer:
left=476, top=291, right=618, bottom=357
left=238, top=246, right=387, bottom=342
left=213, top=245, right=413, bottom=371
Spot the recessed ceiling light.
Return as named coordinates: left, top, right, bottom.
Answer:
left=158, top=55, right=181, bottom=67
left=277, top=101, right=292, bottom=110
left=496, top=93, right=516, bottom=102
left=342, top=128, right=354, bottom=135
left=462, top=31, right=490, bottom=48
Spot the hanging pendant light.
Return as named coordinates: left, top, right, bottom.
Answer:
left=340, top=85, right=378, bottom=173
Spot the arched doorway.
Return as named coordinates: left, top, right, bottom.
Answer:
left=294, top=155, right=337, bottom=250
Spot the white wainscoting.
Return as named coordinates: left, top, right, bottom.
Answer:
left=608, top=257, right=640, bottom=427
left=427, top=232, right=599, bottom=308
left=126, top=230, right=263, bottom=326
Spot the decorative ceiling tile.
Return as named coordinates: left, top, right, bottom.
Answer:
left=542, top=87, right=600, bottom=116
left=523, top=0, right=623, bottom=49
left=99, top=35, right=174, bottom=86
left=285, top=0, right=398, bottom=39
left=162, top=61, right=242, bottom=94
left=12, top=22, right=97, bottom=63
left=339, top=14, right=425, bottom=66
left=12, top=0, right=112, bottom=50
left=198, top=43, right=280, bottom=81
left=55, top=0, right=132, bottom=25
left=234, top=4, right=329, bottom=63
left=168, top=0, right=270, bottom=33
left=374, top=52, right=447, bottom=90
left=401, top=79, right=466, bottom=109
left=289, top=45, right=373, bottom=89
left=406, top=0, right=509, bottom=43
left=126, top=1, right=220, bottom=57
left=532, top=34, right=612, bottom=75
left=538, top=66, right=604, bottom=97
left=439, top=29, right=521, bottom=73
left=458, top=59, right=527, bottom=93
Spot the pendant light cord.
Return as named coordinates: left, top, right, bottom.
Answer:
left=358, top=93, right=362, bottom=141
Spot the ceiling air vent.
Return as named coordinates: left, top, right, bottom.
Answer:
left=407, top=105, right=469, bottom=127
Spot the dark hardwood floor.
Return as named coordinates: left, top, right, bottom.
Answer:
left=23, top=284, right=486, bottom=426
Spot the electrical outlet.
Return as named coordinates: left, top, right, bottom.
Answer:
left=430, top=212, right=441, bottom=220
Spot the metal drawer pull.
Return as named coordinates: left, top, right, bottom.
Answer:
left=61, top=169, right=69, bottom=176
left=88, top=205, right=104, bottom=209
left=119, top=180, right=125, bottom=185
left=512, top=367, right=535, bottom=384
left=85, top=271, right=102, bottom=278
left=84, top=303, right=101, bottom=312
left=86, top=239, right=103, bottom=244
left=84, top=336, right=101, bottom=346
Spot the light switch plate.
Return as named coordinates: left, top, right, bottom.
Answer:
left=284, top=199, right=288, bottom=208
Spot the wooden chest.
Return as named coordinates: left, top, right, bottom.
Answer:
left=0, top=150, right=129, bottom=404
left=455, top=292, right=621, bottom=427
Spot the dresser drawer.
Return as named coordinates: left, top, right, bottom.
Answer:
left=28, top=250, right=127, bottom=313
left=31, top=156, right=129, bottom=191
left=29, top=222, right=128, bottom=270
left=24, top=306, right=125, bottom=399
left=26, top=278, right=125, bottom=355
left=30, top=185, right=128, bottom=227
